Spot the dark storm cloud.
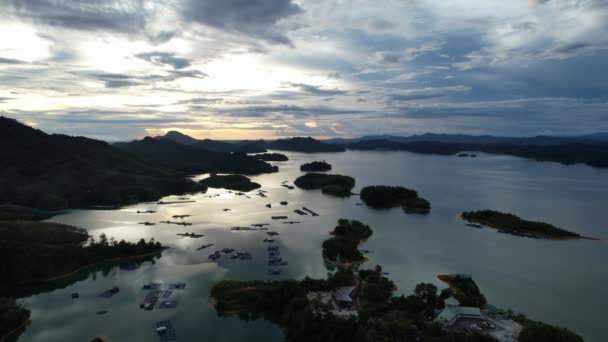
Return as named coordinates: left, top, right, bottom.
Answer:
left=215, top=105, right=366, bottom=118
left=135, top=52, right=191, bottom=69
left=283, top=82, right=347, bottom=96
left=180, top=0, right=302, bottom=45
left=84, top=68, right=207, bottom=88
left=3, top=0, right=146, bottom=33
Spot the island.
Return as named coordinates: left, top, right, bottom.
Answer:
left=294, top=173, right=355, bottom=197
left=300, top=161, right=332, bottom=172
left=461, top=210, right=587, bottom=239
left=254, top=153, right=289, bottom=161
left=360, top=185, right=431, bottom=213
left=322, top=219, right=372, bottom=266
left=210, top=219, right=584, bottom=342
left=199, top=174, right=261, bottom=192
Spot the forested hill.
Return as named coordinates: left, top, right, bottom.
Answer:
left=267, top=137, right=346, bottom=152
left=159, top=130, right=267, bottom=153
left=0, top=117, right=202, bottom=209
left=115, top=137, right=278, bottom=175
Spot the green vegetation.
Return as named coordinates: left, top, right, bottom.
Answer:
left=360, top=185, right=431, bottom=213
left=0, top=117, right=204, bottom=210
left=0, top=221, right=164, bottom=295
left=322, top=219, right=372, bottom=264
left=0, top=298, right=30, bottom=341
left=294, top=173, right=355, bottom=197
left=0, top=204, right=58, bottom=221
left=199, top=174, right=261, bottom=192
left=516, top=317, right=584, bottom=342
left=116, top=137, right=278, bottom=175
left=461, top=210, right=582, bottom=239
left=437, top=274, right=486, bottom=308
left=255, top=153, right=289, bottom=161
left=300, top=161, right=332, bottom=172
left=211, top=219, right=498, bottom=342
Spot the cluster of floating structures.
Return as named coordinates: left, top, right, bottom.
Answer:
left=157, top=200, right=196, bottom=205
left=176, top=232, right=204, bottom=238
left=140, top=282, right=184, bottom=311
left=196, top=243, right=214, bottom=250
left=160, top=220, right=193, bottom=226
left=208, top=248, right=252, bottom=261
left=267, top=245, right=288, bottom=275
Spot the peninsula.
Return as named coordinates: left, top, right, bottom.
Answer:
left=199, top=174, right=261, bottom=192
left=461, top=210, right=587, bottom=239
left=322, top=219, right=372, bottom=265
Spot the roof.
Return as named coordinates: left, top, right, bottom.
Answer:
left=334, top=286, right=356, bottom=302
left=435, top=306, right=482, bottom=325
left=444, top=296, right=460, bottom=307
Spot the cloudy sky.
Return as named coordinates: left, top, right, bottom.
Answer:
left=1, top=0, right=607, bottom=140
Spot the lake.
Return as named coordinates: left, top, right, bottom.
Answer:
left=16, top=150, right=608, bottom=341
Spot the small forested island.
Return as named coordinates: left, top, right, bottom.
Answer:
left=461, top=210, right=588, bottom=239
left=254, top=153, right=289, bottom=161
left=300, top=161, right=332, bottom=172
left=294, top=173, right=355, bottom=197
left=0, top=219, right=165, bottom=295
left=0, top=297, right=30, bottom=341
left=211, top=219, right=584, bottom=341
left=322, top=219, right=372, bottom=265
left=360, top=185, right=431, bottom=213
left=199, top=174, right=261, bottom=192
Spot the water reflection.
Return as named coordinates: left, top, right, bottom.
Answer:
left=16, top=150, right=608, bottom=342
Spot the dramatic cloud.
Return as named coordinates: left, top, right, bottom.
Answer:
left=0, top=0, right=606, bottom=139
left=180, top=0, right=302, bottom=45
left=135, top=52, right=191, bottom=69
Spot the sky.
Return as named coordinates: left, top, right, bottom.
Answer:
left=0, top=0, right=607, bottom=141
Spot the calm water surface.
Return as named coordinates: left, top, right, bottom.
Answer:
left=17, top=151, right=608, bottom=341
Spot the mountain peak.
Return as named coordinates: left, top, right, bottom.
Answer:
left=160, top=130, right=198, bottom=145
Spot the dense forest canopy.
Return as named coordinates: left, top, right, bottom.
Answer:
left=461, top=210, right=581, bottom=238
left=360, top=186, right=431, bottom=212
left=0, top=117, right=203, bottom=210
left=199, top=174, right=261, bottom=192
left=300, top=161, right=332, bottom=172
left=294, top=173, right=355, bottom=197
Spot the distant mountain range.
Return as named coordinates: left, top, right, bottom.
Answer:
left=267, top=137, right=345, bottom=153
left=325, top=132, right=608, bottom=146
left=115, top=137, right=277, bottom=175
left=159, top=130, right=267, bottom=153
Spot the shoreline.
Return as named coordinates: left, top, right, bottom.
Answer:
left=21, top=248, right=168, bottom=286
left=0, top=318, right=31, bottom=342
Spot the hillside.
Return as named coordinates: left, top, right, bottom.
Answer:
left=159, top=131, right=267, bottom=153
left=267, top=137, right=345, bottom=153
left=0, top=117, right=203, bottom=209
left=116, top=137, right=278, bottom=175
